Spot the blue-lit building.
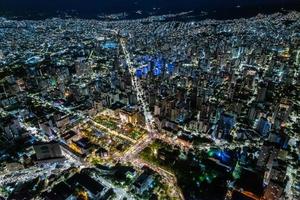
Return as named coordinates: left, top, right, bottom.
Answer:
left=217, top=113, right=236, bottom=139
left=152, top=58, right=164, bottom=76
left=102, top=41, right=117, bottom=49
left=167, top=63, right=175, bottom=75
left=135, top=68, right=143, bottom=78
left=255, top=117, right=271, bottom=137
left=209, top=149, right=234, bottom=167
left=135, top=65, right=151, bottom=78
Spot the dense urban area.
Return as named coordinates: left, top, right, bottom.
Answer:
left=0, top=11, right=300, bottom=200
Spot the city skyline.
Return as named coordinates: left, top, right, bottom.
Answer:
left=0, top=1, right=299, bottom=200
left=1, top=0, right=300, bottom=19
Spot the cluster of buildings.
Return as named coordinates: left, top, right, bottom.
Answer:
left=0, top=10, right=299, bottom=200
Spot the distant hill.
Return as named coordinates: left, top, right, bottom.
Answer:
left=0, top=0, right=300, bottom=20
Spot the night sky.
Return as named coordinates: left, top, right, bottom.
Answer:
left=0, top=0, right=299, bottom=19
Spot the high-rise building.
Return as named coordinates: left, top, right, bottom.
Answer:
left=217, top=113, right=236, bottom=139
left=256, top=82, right=267, bottom=102
left=255, top=117, right=271, bottom=137
left=256, top=142, right=279, bottom=170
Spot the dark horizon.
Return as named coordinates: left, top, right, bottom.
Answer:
left=0, top=0, right=300, bottom=20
